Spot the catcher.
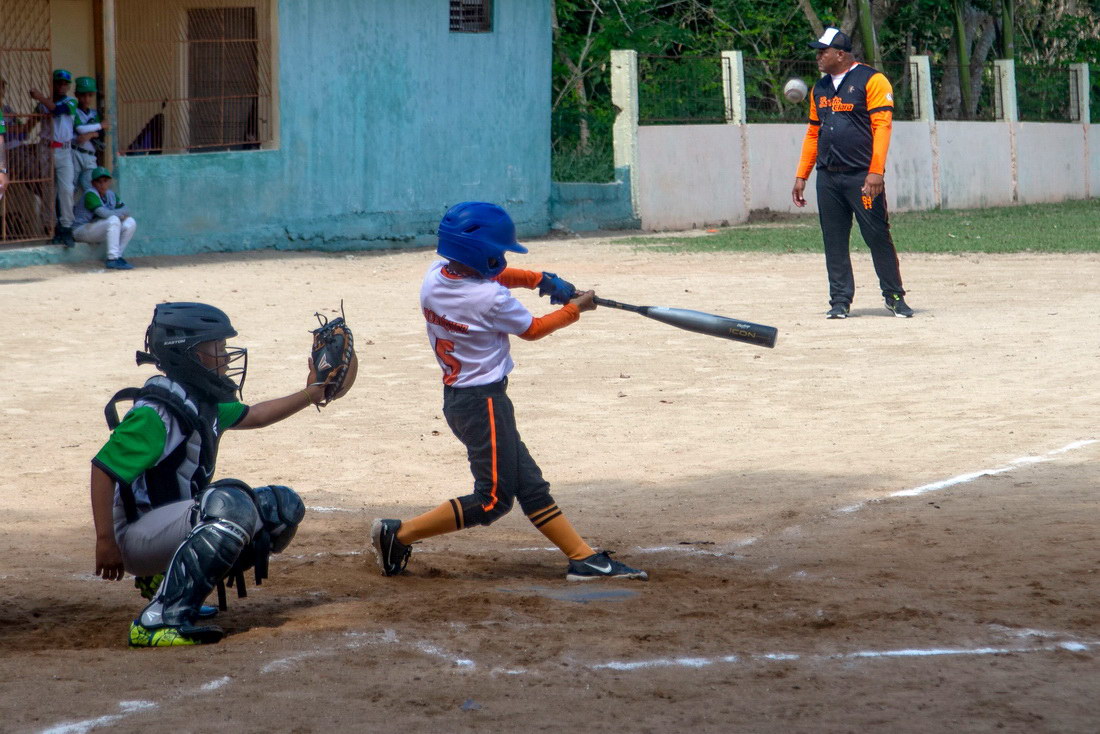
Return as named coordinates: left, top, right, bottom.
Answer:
left=90, top=302, right=356, bottom=647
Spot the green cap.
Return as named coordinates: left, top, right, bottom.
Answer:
left=53, top=69, right=73, bottom=82
left=91, top=166, right=112, bottom=181
left=75, top=77, right=97, bottom=94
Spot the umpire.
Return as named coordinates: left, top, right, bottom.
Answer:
left=792, top=27, right=913, bottom=318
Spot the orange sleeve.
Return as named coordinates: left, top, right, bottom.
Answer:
left=866, top=73, right=894, bottom=175
left=865, top=73, right=894, bottom=113
left=795, top=122, right=820, bottom=180
left=494, top=268, right=542, bottom=290
left=519, top=303, right=580, bottom=341
left=868, top=109, right=892, bottom=175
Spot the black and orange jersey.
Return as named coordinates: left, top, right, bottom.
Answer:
left=796, top=63, right=894, bottom=178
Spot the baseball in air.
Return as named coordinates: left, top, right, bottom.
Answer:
left=783, top=78, right=809, bottom=103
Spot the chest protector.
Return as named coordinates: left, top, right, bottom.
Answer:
left=104, top=376, right=222, bottom=522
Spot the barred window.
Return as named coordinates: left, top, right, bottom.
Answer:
left=0, top=0, right=55, bottom=243
left=117, top=0, right=275, bottom=155
left=450, top=0, right=493, bottom=33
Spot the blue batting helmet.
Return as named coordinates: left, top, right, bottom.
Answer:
left=436, top=201, right=528, bottom=278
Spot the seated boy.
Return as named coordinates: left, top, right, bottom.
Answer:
left=73, top=166, right=137, bottom=269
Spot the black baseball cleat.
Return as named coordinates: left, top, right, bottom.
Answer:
left=885, top=294, right=914, bottom=318
left=566, top=551, right=648, bottom=582
left=825, top=304, right=850, bottom=319
left=53, top=226, right=76, bottom=248
left=371, top=518, right=412, bottom=576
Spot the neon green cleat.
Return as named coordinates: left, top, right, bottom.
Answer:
left=134, top=574, right=164, bottom=600
left=128, top=621, right=224, bottom=647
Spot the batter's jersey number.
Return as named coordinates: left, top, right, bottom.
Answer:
left=434, top=338, right=461, bottom=385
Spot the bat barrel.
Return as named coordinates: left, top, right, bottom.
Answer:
left=643, top=307, right=778, bottom=348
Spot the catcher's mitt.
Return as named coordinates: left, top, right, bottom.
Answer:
left=310, top=306, right=358, bottom=407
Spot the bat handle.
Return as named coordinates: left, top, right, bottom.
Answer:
left=593, top=296, right=646, bottom=314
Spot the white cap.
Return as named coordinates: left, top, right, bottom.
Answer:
left=809, top=27, right=853, bottom=51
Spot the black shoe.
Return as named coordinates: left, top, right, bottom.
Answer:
left=885, top=294, right=914, bottom=318
left=54, top=227, right=76, bottom=248
left=370, top=519, right=411, bottom=576
left=826, top=304, right=850, bottom=319
left=566, top=551, right=648, bottom=582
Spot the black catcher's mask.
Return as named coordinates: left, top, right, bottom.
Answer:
left=137, top=302, right=247, bottom=403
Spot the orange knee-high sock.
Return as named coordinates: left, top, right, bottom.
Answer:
left=395, top=499, right=463, bottom=544
left=528, top=504, right=595, bottom=560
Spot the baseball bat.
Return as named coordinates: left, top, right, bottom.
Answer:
left=593, top=296, right=777, bottom=348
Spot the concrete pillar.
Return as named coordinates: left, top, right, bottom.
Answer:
left=909, top=55, right=935, bottom=122
left=1070, top=62, right=1089, bottom=125
left=611, top=49, right=639, bottom=215
left=102, top=0, right=119, bottom=181
left=720, top=50, right=746, bottom=125
left=993, top=59, right=1018, bottom=122
left=910, top=55, right=941, bottom=208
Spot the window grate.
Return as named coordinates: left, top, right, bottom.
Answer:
left=450, top=0, right=492, bottom=33
left=116, top=0, right=274, bottom=155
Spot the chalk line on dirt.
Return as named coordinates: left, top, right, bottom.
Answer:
left=622, top=439, right=1096, bottom=559
left=837, top=439, right=1097, bottom=513
left=588, top=640, right=1097, bottom=672
left=39, top=700, right=157, bottom=734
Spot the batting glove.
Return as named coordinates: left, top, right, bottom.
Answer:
left=538, top=272, right=577, bottom=305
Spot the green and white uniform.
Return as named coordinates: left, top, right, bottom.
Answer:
left=74, top=186, right=137, bottom=260
left=73, top=106, right=103, bottom=190
left=93, top=376, right=254, bottom=575
left=38, top=95, right=78, bottom=228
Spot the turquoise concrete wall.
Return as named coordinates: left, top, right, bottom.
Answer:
left=550, top=171, right=639, bottom=232
left=116, top=0, right=551, bottom=256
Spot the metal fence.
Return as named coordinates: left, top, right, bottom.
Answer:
left=116, top=0, right=274, bottom=155
left=1093, top=67, right=1100, bottom=124
left=1016, top=64, right=1080, bottom=122
left=931, top=62, right=1000, bottom=121
left=0, top=0, right=55, bottom=245
left=551, top=101, right=615, bottom=182
left=638, top=55, right=727, bottom=125
left=743, top=57, right=819, bottom=123
left=742, top=58, right=918, bottom=123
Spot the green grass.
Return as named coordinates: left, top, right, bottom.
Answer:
left=622, top=199, right=1100, bottom=254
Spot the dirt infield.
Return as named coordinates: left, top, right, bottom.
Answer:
left=1, top=242, right=1098, bottom=733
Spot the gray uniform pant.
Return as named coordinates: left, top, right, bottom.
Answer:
left=74, top=215, right=137, bottom=260
left=73, top=149, right=98, bottom=192
left=114, top=500, right=263, bottom=577
left=51, top=145, right=76, bottom=228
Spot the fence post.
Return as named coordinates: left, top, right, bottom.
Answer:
left=103, top=0, right=119, bottom=182
left=993, top=59, right=1018, bottom=122
left=1069, top=62, right=1090, bottom=125
left=611, top=49, right=639, bottom=216
left=909, top=55, right=935, bottom=122
left=720, top=50, right=746, bottom=125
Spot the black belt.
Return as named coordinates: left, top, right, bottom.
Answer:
left=824, top=165, right=861, bottom=173
left=443, top=376, right=508, bottom=396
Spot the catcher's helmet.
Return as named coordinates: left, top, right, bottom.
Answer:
left=141, top=302, right=247, bottom=402
left=436, top=201, right=528, bottom=278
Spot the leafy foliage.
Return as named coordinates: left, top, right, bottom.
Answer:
left=551, top=1, right=1100, bottom=180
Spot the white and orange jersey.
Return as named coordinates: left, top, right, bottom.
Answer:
left=420, top=260, right=535, bottom=387
left=420, top=260, right=583, bottom=387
